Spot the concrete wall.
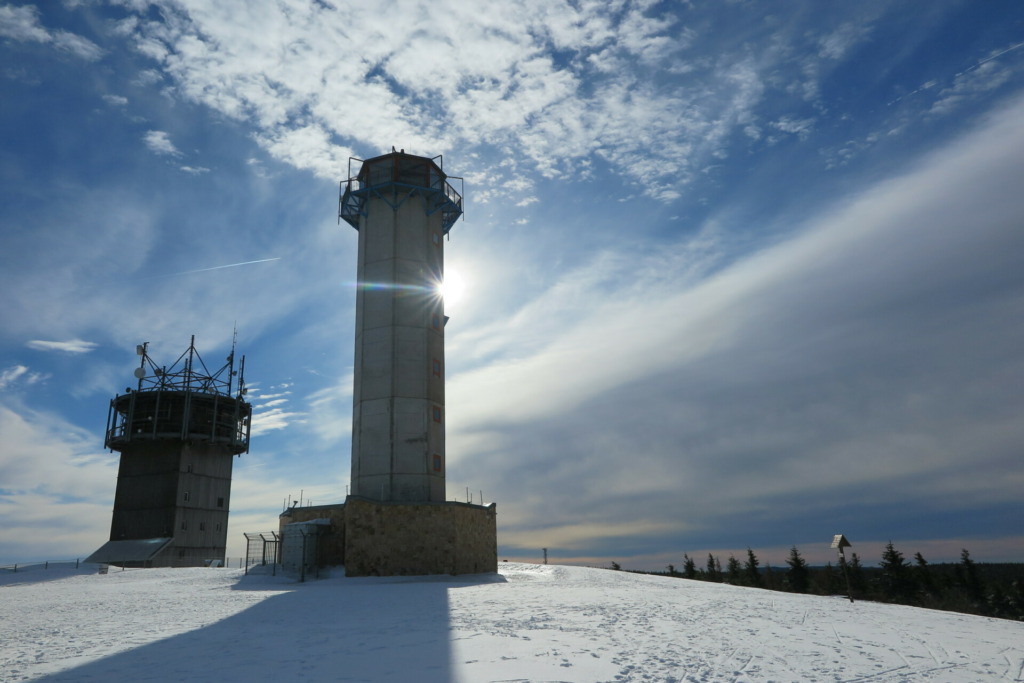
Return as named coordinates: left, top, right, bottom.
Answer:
left=343, top=496, right=496, bottom=576
left=107, top=441, right=235, bottom=566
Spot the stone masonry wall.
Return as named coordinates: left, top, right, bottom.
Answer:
left=343, top=496, right=497, bottom=576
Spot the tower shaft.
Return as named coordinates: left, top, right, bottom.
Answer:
left=341, top=151, right=462, bottom=502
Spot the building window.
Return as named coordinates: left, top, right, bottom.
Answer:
left=179, top=550, right=186, bottom=558
left=432, top=358, right=441, bottom=377
left=431, top=232, right=441, bottom=246
left=199, top=522, right=205, bottom=531
left=431, top=313, right=441, bottom=330
left=216, top=523, right=222, bottom=532
left=432, top=454, right=443, bottom=472
left=217, top=497, right=224, bottom=508
left=181, top=520, right=187, bottom=531
left=183, top=491, right=190, bottom=502
left=186, top=463, right=192, bottom=473
left=432, top=405, right=442, bottom=423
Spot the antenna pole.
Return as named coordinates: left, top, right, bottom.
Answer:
left=136, top=342, right=148, bottom=390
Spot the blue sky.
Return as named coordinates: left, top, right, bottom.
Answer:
left=2, top=0, right=1023, bottom=569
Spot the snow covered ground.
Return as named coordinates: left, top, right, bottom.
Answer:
left=1, top=562, right=1022, bottom=682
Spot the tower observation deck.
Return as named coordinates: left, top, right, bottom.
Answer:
left=339, top=150, right=463, bottom=503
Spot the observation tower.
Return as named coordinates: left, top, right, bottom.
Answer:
left=275, top=150, right=494, bottom=577
left=276, top=150, right=494, bottom=577
left=339, top=150, right=463, bottom=503
left=87, top=337, right=251, bottom=567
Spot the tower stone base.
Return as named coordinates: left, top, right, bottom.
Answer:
left=279, top=496, right=497, bottom=577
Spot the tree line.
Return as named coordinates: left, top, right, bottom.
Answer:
left=615, top=543, right=1024, bottom=621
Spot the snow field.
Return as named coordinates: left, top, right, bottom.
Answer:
left=1, top=562, right=1022, bottom=682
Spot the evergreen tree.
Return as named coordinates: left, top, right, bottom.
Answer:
left=744, top=548, right=763, bottom=587
left=666, top=564, right=676, bottom=577
left=879, top=541, right=915, bottom=603
left=817, top=561, right=838, bottom=595
left=706, top=554, right=720, bottom=582
left=785, top=546, right=810, bottom=593
left=610, top=561, right=621, bottom=571
left=913, top=552, right=935, bottom=599
left=726, top=555, right=741, bottom=584
left=682, top=554, right=697, bottom=580
left=957, top=548, right=984, bottom=604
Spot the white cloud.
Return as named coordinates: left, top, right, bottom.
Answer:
left=254, top=125, right=352, bottom=181
left=102, top=94, right=129, bottom=106
left=111, top=0, right=831, bottom=201
left=0, top=5, right=51, bottom=43
left=0, top=403, right=117, bottom=557
left=445, top=94, right=1024, bottom=534
left=0, top=4, right=102, bottom=60
left=0, top=365, right=48, bottom=391
left=26, top=339, right=98, bottom=353
left=179, top=165, right=210, bottom=174
left=771, top=116, right=815, bottom=138
left=249, top=407, right=305, bottom=436
left=303, top=375, right=353, bottom=445
left=0, top=365, right=29, bottom=390
left=816, top=22, right=871, bottom=61
left=143, top=130, right=181, bottom=156
left=52, top=29, right=103, bottom=60
left=929, top=61, right=1014, bottom=117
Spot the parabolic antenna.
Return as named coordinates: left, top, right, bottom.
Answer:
left=133, top=367, right=146, bottom=379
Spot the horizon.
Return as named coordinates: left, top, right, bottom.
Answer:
left=2, top=1, right=1023, bottom=569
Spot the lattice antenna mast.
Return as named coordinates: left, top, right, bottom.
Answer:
left=133, top=335, right=237, bottom=396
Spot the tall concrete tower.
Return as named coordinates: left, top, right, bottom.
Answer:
left=277, top=151, right=493, bottom=577
left=340, top=150, right=463, bottom=503
left=87, top=338, right=251, bottom=567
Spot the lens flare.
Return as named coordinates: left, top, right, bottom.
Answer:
left=439, top=268, right=466, bottom=307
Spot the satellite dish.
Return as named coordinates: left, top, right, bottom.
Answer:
left=133, top=368, right=146, bottom=379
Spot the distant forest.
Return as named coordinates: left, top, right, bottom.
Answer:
left=617, top=544, right=1024, bottom=621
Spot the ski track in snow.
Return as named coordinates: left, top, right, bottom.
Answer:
left=1, top=562, right=1022, bottom=682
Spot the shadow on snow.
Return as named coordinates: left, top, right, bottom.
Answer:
left=34, top=569, right=506, bottom=683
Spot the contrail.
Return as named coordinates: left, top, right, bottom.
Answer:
left=888, top=40, right=1024, bottom=106
left=175, top=255, right=280, bottom=274
left=146, top=258, right=280, bottom=278
left=968, top=40, right=1024, bottom=72
left=133, top=257, right=282, bottom=281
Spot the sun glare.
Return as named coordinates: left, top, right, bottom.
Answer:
left=440, top=268, right=466, bottom=308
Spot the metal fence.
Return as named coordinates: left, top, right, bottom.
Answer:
left=2, top=558, right=256, bottom=573
left=243, top=531, right=281, bottom=575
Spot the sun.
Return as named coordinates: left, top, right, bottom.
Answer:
left=439, top=268, right=466, bottom=308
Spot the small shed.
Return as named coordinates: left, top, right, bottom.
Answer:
left=281, top=519, right=331, bottom=581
